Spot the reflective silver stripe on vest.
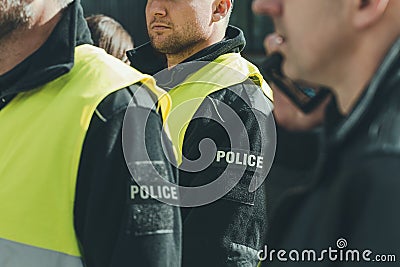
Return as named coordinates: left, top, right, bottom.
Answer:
left=0, top=238, right=83, bottom=267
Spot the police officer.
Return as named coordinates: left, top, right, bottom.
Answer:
left=129, top=0, right=275, bottom=266
left=253, top=0, right=400, bottom=266
left=0, top=0, right=180, bottom=266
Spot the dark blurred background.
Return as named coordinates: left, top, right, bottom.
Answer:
left=82, top=0, right=274, bottom=62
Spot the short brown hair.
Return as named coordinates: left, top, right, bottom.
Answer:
left=86, top=14, right=134, bottom=64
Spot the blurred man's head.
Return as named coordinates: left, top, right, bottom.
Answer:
left=0, top=0, right=73, bottom=38
left=0, top=0, right=74, bottom=75
left=146, top=0, right=233, bottom=66
left=253, top=0, right=400, bottom=113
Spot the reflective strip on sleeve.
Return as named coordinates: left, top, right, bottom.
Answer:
left=0, top=238, right=83, bottom=267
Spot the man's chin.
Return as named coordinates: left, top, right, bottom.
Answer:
left=150, top=43, right=168, bottom=54
left=150, top=36, right=167, bottom=49
left=282, top=63, right=299, bottom=81
left=285, top=67, right=322, bottom=88
left=149, top=40, right=175, bottom=55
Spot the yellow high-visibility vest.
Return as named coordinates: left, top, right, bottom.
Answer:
left=166, top=53, right=273, bottom=165
left=0, top=44, right=169, bottom=266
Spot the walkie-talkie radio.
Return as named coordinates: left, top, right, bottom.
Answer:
left=262, top=53, right=331, bottom=113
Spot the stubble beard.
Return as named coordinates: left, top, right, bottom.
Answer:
left=149, top=25, right=206, bottom=56
left=0, top=1, right=33, bottom=39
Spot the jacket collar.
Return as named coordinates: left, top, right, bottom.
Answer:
left=127, top=25, right=246, bottom=76
left=325, top=37, right=400, bottom=145
left=0, top=0, right=92, bottom=98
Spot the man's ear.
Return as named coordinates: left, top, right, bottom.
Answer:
left=212, top=0, right=232, bottom=22
left=353, top=0, right=390, bottom=29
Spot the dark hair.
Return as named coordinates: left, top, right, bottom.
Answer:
left=86, top=14, right=134, bottom=64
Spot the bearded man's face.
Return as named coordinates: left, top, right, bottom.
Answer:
left=0, top=1, right=33, bottom=38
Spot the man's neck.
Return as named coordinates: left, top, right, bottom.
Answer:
left=0, top=8, right=62, bottom=75
left=328, top=33, right=398, bottom=115
left=166, top=47, right=200, bottom=69
left=166, top=33, right=225, bottom=69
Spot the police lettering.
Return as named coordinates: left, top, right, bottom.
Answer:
left=216, top=151, right=263, bottom=169
left=130, top=185, right=178, bottom=200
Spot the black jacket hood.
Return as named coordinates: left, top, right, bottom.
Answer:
left=127, top=25, right=246, bottom=75
left=0, top=0, right=92, bottom=98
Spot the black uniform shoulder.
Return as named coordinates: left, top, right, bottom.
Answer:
left=94, top=84, right=159, bottom=123
left=361, top=92, right=400, bottom=156
left=207, top=81, right=273, bottom=118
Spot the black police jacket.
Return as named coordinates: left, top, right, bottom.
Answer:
left=129, top=26, right=274, bottom=267
left=263, top=38, right=400, bottom=266
left=0, top=1, right=181, bottom=266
